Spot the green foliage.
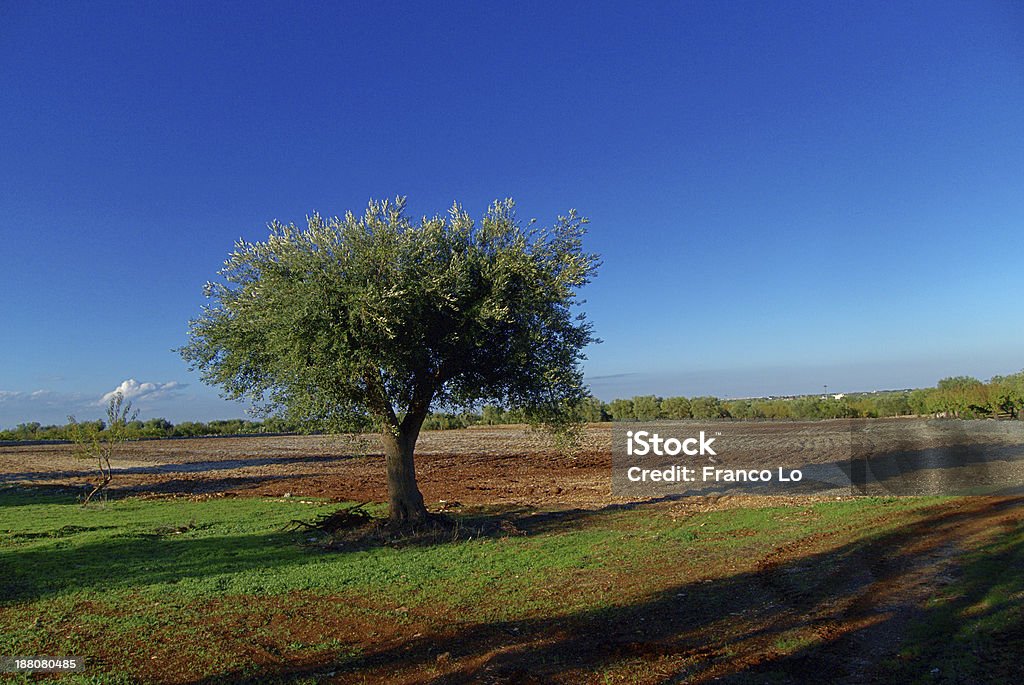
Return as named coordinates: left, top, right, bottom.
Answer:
left=929, top=376, right=993, bottom=419
left=661, top=396, right=692, bottom=419
left=575, top=396, right=611, bottom=423
left=67, top=392, right=139, bottom=505
left=989, top=372, right=1024, bottom=419
left=591, top=370, right=1024, bottom=423
left=690, top=396, right=727, bottom=419
left=480, top=405, right=505, bottom=425
left=631, top=395, right=662, bottom=421
left=421, top=411, right=481, bottom=431
left=179, top=197, right=599, bottom=437
left=0, top=417, right=290, bottom=442
left=724, top=399, right=755, bottom=419
left=608, top=398, right=634, bottom=421
left=936, top=376, right=983, bottom=390
left=788, top=396, right=856, bottom=419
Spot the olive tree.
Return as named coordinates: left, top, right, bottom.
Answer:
left=181, top=197, right=599, bottom=525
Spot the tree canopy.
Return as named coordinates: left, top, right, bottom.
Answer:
left=180, top=197, right=599, bottom=523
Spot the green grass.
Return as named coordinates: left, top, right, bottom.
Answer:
left=772, top=632, right=818, bottom=653
left=2, top=489, right=623, bottom=608
left=1, top=489, right=926, bottom=612
left=1, top=486, right=1017, bottom=683
left=880, top=516, right=1024, bottom=683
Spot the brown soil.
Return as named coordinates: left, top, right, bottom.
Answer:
left=0, top=425, right=615, bottom=506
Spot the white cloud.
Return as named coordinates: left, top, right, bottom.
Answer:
left=100, top=379, right=185, bottom=405
left=0, top=389, right=57, bottom=403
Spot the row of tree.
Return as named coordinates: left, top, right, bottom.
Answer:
left=590, top=372, right=1024, bottom=422
left=4, top=372, right=1022, bottom=442
left=419, top=371, right=1024, bottom=426
left=0, top=417, right=305, bottom=442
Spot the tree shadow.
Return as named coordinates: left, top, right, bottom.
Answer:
left=0, top=489, right=683, bottom=606
left=0, top=528, right=310, bottom=605
left=171, top=496, right=1023, bottom=684
left=281, top=494, right=693, bottom=552
left=0, top=476, right=304, bottom=507
left=0, top=454, right=354, bottom=484
left=845, top=441, right=1024, bottom=496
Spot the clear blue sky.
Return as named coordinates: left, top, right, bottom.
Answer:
left=2, top=1, right=1022, bottom=427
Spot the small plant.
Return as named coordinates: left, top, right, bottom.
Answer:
left=68, top=391, right=138, bottom=505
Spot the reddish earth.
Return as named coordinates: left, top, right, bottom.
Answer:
left=0, top=425, right=614, bottom=506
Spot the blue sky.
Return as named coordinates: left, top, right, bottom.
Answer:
left=1, top=1, right=1022, bottom=426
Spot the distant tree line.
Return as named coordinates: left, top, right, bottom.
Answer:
left=416, top=371, right=1024, bottom=427
left=429, top=371, right=1024, bottom=426
left=4, top=371, right=1022, bottom=442
left=0, top=417, right=307, bottom=442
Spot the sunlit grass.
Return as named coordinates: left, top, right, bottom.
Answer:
left=1, top=487, right=1016, bottom=683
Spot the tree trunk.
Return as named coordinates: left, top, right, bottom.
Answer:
left=380, top=419, right=429, bottom=526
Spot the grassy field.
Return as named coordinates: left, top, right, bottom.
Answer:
left=1, top=485, right=1021, bottom=683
